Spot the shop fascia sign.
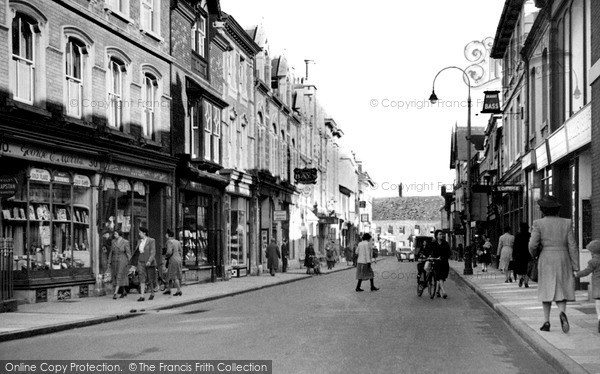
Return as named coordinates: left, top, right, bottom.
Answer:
left=294, top=167, right=318, bottom=185
left=273, top=210, right=288, bottom=221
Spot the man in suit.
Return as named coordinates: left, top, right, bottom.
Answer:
left=136, top=226, right=156, bottom=301
left=266, top=239, right=281, bottom=276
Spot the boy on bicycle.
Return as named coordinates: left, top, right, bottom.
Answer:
left=416, top=241, right=432, bottom=285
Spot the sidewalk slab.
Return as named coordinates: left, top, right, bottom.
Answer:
left=0, top=262, right=354, bottom=343
left=449, top=260, right=600, bottom=374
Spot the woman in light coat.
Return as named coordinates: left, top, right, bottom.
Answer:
left=164, top=229, right=183, bottom=296
left=355, top=233, right=379, bottom=292
left=498, top=226, right=515, bottom=282
left=109, top=230, right=131, bottom=299
left=529, top=195, right=579, bottom=333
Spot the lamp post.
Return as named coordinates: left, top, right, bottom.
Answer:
left=429, top=66, right=473, bottom=275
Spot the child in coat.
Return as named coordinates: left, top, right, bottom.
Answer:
left=574, top=240, right=600, bottom=333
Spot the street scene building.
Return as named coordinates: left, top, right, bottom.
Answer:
left=1, top=1, right=599, bottom=373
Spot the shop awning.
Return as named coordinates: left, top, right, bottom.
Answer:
left=305, top=210, right=319, bottom=223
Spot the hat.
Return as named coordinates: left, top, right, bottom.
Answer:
left=586, top=240, right=600, bottom=255
left=102, top=228, right=113, bottom=236
left=537, top=195, right=561, bottom=208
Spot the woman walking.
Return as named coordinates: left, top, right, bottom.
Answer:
left=430, top=230, right=450, bottom=298
left=163, top=229, right=183, bottom=296
left=498, top=226, right=515, bottom=282
left=480, top=236, right=492, bottom=272
left=513, top=222, right=532, bottom=288
left=529, top=195, right=579, bottom=333
left=305, top=243, right=316, bottom=274
left=355, top=233, right=379, bottom=292
left=108, top=230, right=131, bottom=299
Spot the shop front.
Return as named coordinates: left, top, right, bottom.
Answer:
left=177, top=170, right=227, bottom=283
left=0, top=142, right=99, bottom=303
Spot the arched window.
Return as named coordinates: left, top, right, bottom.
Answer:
left=65, top=38, right=87, bottom=118
left=11, top=13, right=37, bottom=104
left=108, top=58, right=125, bottom=130
left=142, top=73, right=157, bottom=138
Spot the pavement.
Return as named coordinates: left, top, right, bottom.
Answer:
left=448, top=260, right=600, bottom=374
left=1, top=257, right=599, bottom=374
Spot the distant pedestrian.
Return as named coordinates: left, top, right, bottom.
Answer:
left=266, top=239, right=280, bottom=276
left=529, top=195, right=579, bottom=333
left=498, top=226, right=515, bottom=283
left=513, top=223, right=532, bottom=288
left=574, top=240, right=600, bottom=333
left=135, top=227, right=156, bottom=302
left=480, top=236, right=492, bottom=272
left=305, top=243, right=316, bottom=274
left=344, top=246, right=353, bottom=266
left=326, top=241, right=336, bottom=269
left=281, top=239, right=289, bottom=273
left=163, top=229, right=183, bottom=296
left=355, top=233, right=379, bottom=292
left=108, top=230, right=130, bottom=299
left=430, top=230, right=450, bottom=299
left=457, top=243, right=464, bottom=262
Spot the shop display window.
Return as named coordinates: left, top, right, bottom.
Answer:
left=0, top=168, right=92, bottom=274
left=181, top=193, right=210, bottom=267
left=101, top=177, right=148, bottom=249
left=229, top=209, right=246, bottom=267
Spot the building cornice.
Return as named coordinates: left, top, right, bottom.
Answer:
left=491, top=0, right=526, bottom=59
left=222, top=12, right=261, bottom=56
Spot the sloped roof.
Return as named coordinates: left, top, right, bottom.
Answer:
left=451, top=126, right=486, bottom=165
left=373, top=196, right=444, bottom=221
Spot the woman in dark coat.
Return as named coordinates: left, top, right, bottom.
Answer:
left=513, top=222, right=532, bottom=288
left=529, top=195, right=579, bottom=333
left=108, top=230, right=131, bottom=299
left=164, top=229, right=183, bottom=296
left=430, top=229, right=451, bottom=299
left=304, top=243, right=316, bottom=274
left=266, top=239, right=280, bottom=276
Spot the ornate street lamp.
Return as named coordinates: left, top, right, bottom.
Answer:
left=429, top=66, right=473, bottom=275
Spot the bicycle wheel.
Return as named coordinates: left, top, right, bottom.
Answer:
left=428, top=271, right=436, bottom=299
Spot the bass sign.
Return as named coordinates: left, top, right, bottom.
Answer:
left=294, top=168, right=318, bottom=185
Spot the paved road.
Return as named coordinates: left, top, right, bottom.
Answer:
left=0, top=258, right=558, bottom=373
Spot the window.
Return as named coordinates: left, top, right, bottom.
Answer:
left=108, top=58, right=125, bottom=130
left=11, top=14, right=36, bottom=104
left=140, top=0, right=159, bottom=33
left=191, top=16, right=206, bottom=57
left=106, top=0, right=128, bottom=15
left=65, top=38, right=85, bottom=118
left=190, top=99, right=221, bottom=163
left=142, top=73, right=157, bottom=138
left=542, top=168, right=552, bottom=196
left=239, top=57, right=247, bottom=98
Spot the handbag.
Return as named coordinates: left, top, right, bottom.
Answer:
left=528, top=259, right=538, bottom=282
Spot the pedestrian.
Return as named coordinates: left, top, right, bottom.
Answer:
left=498, top=226, right=515, bottom=282
left=108, top=230, right=130, bottom=299
left=355, top=233, right=379, bottom=292
left=430, top=230, right=450, bottom=298
left=513, top=222, right=532, bottom=288
left=326, top=241, right=336, bottom=270
left=100, top=229, right=112, bottom=275
left=266, top=239, right=280, bottom=276
left=529, top=195, right=579, bottom=333
left=281, top=239, right=289, bottom=273
left=135, top=226, right=157, bottom=301
left=480, top=236, right=492, bottom=272
left=344, top=246, right=353, bottom=266
left=573, top=240, right=600, bottom=333
left=457, top=243, right=464, bottom=262
left=305, top=243, right=316, bottom=274
left=163, top=229, right=183, bottom=296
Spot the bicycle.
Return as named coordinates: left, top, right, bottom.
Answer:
left=423, top=257, right=440, bottom=299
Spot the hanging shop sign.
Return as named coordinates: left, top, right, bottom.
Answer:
left=53, top=171, right=71, bottom=184
left=0, top=141, right=99, bottom=170
left=481, top=91, right=501, bottom=114
left=361, top=214, right=369, bottom=222
left=547, top=126, right=568, bottom=164
left=495, top=185, right=522, bottom=193
left=294, top=168, right=318, bottom=185
left=73, top=174, right=91, bottom=188
left=29, top=168, right=51, bottom=182
left=0, top=175, right=18, bottom=199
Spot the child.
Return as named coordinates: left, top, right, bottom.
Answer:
left=574, top=240, right=600, bottom=333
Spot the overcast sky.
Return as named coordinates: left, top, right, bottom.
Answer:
left=220, top=0, right=507, bottom=197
